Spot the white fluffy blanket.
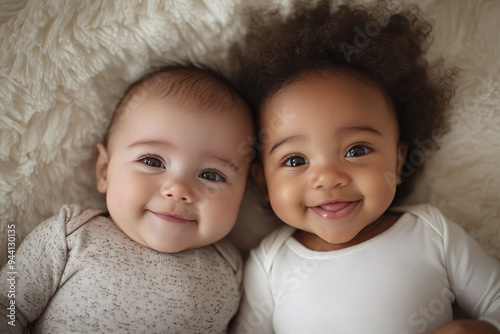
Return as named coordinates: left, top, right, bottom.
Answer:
left=1, top=0, right=499, bottom=267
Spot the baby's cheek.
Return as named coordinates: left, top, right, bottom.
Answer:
left=214, top=185, right=245, bottom=214
left=269, top=183, right=298, bottom=217
left=109, top=174, right=146, bottom=212
left=363, top=171, right=397, bottom=209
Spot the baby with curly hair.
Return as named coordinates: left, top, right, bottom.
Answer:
left=229, top=1, right=500, bottom=333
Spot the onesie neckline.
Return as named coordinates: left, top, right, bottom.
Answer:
left=286, top=210, right=412, bottom=259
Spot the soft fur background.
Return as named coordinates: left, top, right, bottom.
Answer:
left=1, top=0, right=499, bottom=268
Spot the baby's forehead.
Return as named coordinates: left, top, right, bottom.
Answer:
left=106, top=68, right=253, bottom=144
left=260, top=70, right=393, bottom=116
left=106, top=95, right=253, bottom=152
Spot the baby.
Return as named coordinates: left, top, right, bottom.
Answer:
left=230, top=1, right=500, bottom=334
left=0, top=65, right=254, bottom=333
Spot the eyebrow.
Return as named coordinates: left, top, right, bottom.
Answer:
left=268, top=126, right=382, bottom=154
left=127, top=140, right=173, bottom=150
left=339, top=126, right=382, bottom=136
left=269, top=135, right=305, bottom=154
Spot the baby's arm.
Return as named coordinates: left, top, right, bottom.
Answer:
left=437, top=214, right=500, bottom=333
left=0, top=208, right=70, bottom=333
left=426, top=319, right=499, bottom=333
left=230, top=248, right=275, bottom=334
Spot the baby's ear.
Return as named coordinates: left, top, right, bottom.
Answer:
left=251, top=163, right=269, bottom=201
left=94, top=143, right=109, bottom=194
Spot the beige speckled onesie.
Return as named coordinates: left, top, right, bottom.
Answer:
left=0, top=205, right=242, bottom=334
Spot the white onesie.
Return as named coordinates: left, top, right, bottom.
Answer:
left=231, top=204, right=500, bottom=334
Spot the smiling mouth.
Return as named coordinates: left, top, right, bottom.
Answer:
left=149, top=211, right=195, bottom=224
left=309, top=201, right=360, bottom=219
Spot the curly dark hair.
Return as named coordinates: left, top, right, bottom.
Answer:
left=231, top=0, right=457, bottom=203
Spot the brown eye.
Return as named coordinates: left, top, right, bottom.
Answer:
left=199, top=170, right=226, bottom=182
left=346, top=145, right=370, bottom=157
left=284, top=155, right=308, bottom=167
left=142, top=157, right=165, bottom=168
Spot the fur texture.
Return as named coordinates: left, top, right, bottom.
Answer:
left=1, top=0, right=499, bottom=268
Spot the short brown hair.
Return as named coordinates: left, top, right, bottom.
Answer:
left=104, top=64, right=253, bottom=147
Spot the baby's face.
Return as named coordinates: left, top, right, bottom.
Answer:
left=258, top=71, right=406, bottom=250
left=95, top=95, right=252, bottom=253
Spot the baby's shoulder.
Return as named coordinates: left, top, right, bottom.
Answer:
left=23, top=204, right=105, bottom=243
left=249, top=226, right=295, bottom=269
left=58, top=204, right=106, bottom=235
left=392, top=203, right=462, bottom=239
left=213, top=238, right=243, bottom=274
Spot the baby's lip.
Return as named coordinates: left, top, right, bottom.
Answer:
left=309, top=200, right=360, bottom=219
left=316, top=201, right=352, bottom=211
left=148, top=210, right=196, bottom=223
